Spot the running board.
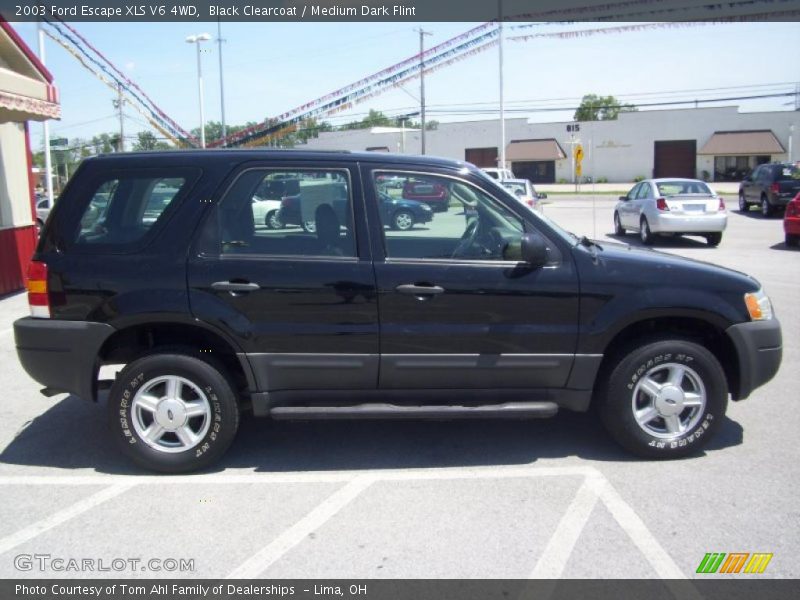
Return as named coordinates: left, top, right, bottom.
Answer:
left=269, top=401, right=558, bottom=420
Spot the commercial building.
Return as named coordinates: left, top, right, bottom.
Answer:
left=0, top=21, right=60, bottom=295
left=303, top=105, right=798, bottom=184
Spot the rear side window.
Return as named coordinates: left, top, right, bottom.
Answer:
left=72, top=171, right=196, bottom=249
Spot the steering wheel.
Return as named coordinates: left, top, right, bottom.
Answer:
left=451, top=218, right=480, bottom=259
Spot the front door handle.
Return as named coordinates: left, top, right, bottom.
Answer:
left=211, top=281, right=261, bottom=293
left=396, top=284, right=445, bottom=297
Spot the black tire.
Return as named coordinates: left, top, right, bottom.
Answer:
left=640, top=217, right=654, bottom=245
left=108, top=351, right=240, bottom=473
left=761, top=195, right=774, bottom=218
left=786, top=233, right=799, bottom=247
left=598, top=337, right=728, bottom=459
left=392, top=209, right=415, bottom=231
left=265, top=210, right=283, bottom=230
left=706, top=232, right=722, bottom=247
left=738, top=193, right=748, bottom=212
left=613, top=212, right=626, bottom=236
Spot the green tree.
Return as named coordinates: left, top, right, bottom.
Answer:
left=574, top=94, right=637, bottom=121
left=132, top=131, right=171, bottom=151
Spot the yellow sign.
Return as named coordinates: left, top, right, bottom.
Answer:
left=575, top=164, right=582, bottom=177
left=574, top=144, right=584, bottom=162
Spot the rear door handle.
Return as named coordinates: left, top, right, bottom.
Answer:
left=396, top=284, right=445, bottom=297
left=211, top=281, right=261, bottom=293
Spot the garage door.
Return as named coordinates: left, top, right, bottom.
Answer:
left=465, top=147, right=498, bottom=168
left=653, top=140, right=696, bottom=179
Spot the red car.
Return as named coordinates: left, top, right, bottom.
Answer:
left=402, top=177, right=450, bottom=212
left=784, top=192, right=800, bottom=247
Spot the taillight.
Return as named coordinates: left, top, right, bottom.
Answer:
left=718, top=197, right=726, bottom=211
left=770, top=183, right=780, bottom=194
left=26, top=261, right=50, bottom=318
left=787, top=202, right=800, bottom=218
left=656, top=198, right=669, bottom=211
left=526, top=199, right=534, bottom=207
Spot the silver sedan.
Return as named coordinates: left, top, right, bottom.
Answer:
left=614, top=178, right=728, bottom=246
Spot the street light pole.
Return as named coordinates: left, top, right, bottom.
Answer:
left=37, top=22, right=54, bottom=207
left=216, top=21, right=227, bottom=145
left=186, top=33, right=211, bottom=148
left=498, top=0, right=506, bottom=172
left=415, top=28, right=432, bottom=155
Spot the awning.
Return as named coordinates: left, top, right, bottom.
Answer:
left=0, top=89, right=60, bottom=122
left=506, top=139, right=566, bottom=161
left=698, top=130, right=784, bottom=155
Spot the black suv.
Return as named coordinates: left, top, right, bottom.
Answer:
left=738, top=162, right=800, bottom=217
left=14, top=151, right=782, bottom=472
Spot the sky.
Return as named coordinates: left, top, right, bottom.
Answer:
left=12, top=20, right=800, bottom=149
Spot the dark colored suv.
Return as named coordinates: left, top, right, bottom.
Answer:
left=738, top=162, right=800, bottom=217
left=14, top=151, right=782, bottom=472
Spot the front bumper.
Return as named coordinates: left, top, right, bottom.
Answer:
left=14, top=318, right=115, bottom=402
left=649, top=212, right=728, bottom=234
left=725, top=318, right=782, bottom=400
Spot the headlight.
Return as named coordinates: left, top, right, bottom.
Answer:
left=744, top=289, right=773, bottom=321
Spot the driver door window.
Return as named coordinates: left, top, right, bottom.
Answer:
left=372, top=171, right=524, bottom=261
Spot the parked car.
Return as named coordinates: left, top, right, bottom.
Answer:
left=500, top=179, right=546, bottom=211
left=614, top=178, right=727, bottom=246
left=739, top=163, right=800, bottom=217
left=15, top=150, right=781, bottom=472
left=251, top=197, right=284, bottom=229
left=784, top=192, right=800, bottom=247
left=401, top=177, right=450, bottom=212
left=35, top=198, right=50, bottom=236
left=481, top=167, right=515, bottom=181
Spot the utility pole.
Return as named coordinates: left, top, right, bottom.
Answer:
left=498, top=0, right=506, bottom=172
left=37, top=22, right=54, bottom=208
left=217, top=21, right=227, bottom=145
left=415, top=28, right=432, bottom=154
left=114, top=83, right=125, bottom=152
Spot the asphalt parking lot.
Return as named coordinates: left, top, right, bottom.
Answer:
left=0, top=196, right=797, bottom=581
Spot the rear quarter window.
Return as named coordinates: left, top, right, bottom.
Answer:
left=67, top=169, right=200, bottom=252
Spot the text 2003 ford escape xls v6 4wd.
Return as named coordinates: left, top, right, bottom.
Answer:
left=14, top=151, right=782, bottom=472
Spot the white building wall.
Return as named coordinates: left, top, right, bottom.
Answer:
left=302, top=106, right=799, bottom=183
left=0, top=121, right=31, bottom=229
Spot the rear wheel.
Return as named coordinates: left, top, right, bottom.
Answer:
left=738, top=193, right=748, bottom=212
left=598, top=337, right=728, bottom=458
left=761, top=195, right=774, bottom=218
left=640, top=217, right=654, bottom=245
left=614, top=212, right=626, bottom=236
left=786, top=233, right=799, bottom=247
left=108, top=351, right=240, bottom=473
left=706, top=232, right=722, bottom=247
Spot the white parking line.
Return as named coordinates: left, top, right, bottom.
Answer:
left=530, top=478, right=599, bottom=578
left=226, top=475, right=374, bottom=579
left=0, top=483, right=134, bottom=556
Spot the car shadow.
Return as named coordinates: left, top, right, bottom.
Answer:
left=736, top=209, right=783, bottom=220
left=770, top=241, right=799, bottom=252
left=608, top=232, right=713, bottom=249
left=0, top=394, right=744, bottom=475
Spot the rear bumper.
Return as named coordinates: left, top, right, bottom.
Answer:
left=650, top=212, right=727, bottom=234
left=784, top=217, right=800, bottom=235
left=14, top=317, right=115, bottom=402
left=725, top=319, right=782, bottom=400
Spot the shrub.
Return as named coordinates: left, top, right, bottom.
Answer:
left=597, top=177, right=609, bottom=183
left=633, top=175, right=645, bottom=183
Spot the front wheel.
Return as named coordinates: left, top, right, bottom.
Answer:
left=614, top=212, right=626, bottom=236
left=598, top=338, right=728, bottom=459
left=392, top=209, right=415, bottom=231
left=265, top=210, right=283, bottom=230
left=738, top=193, right=748, bottom=212
left=706, top=232, right=722, bottom=247
left=108, top=351, right=240, bottom=473
left=640, top=217, right=654, bottom=245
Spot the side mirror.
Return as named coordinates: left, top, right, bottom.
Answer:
left=619, top=195, right=629, bottom=202
left=520, top=232, right=548, bottom=267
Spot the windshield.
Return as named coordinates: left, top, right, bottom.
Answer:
left=501, top=182, right=527, bottom=196
left=474, top=169, right=578, bottom=246
left=656, top=180, right=712, bottom=196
